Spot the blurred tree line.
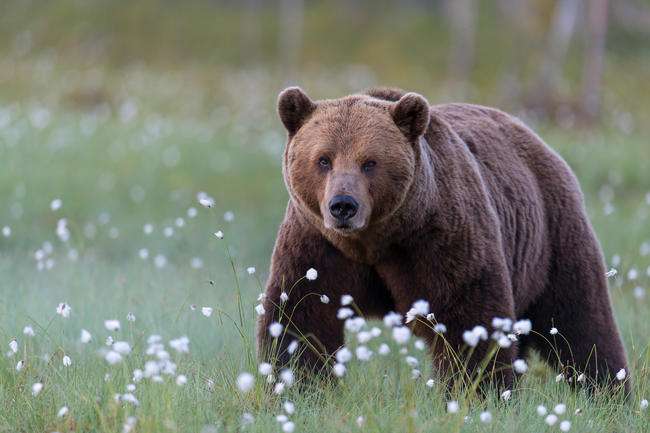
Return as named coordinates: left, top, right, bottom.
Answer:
left=1, top=0, right=649, bottom=126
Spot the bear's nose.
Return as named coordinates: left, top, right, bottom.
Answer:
left=329, top=195, right=358, bottom=221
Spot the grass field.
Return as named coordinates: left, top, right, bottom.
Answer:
left=1, top=2, right=650, bottom=432
left=1, top=87, right=649, bottom=432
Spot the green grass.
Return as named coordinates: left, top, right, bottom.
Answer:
left=1, top=95, right=649, bottom=433
left=1, top=2, right=649, bottom=431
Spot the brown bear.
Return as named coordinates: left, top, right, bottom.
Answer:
left=257, top=86, right=629, bottom=391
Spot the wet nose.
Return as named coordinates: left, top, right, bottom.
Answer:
left=329, top=195, right=358, bottom=221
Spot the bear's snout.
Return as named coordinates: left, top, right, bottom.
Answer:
left=329, top=195, right=358, bottom=222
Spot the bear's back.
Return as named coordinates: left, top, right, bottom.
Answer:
left=431, top=103, right=581, bottom=312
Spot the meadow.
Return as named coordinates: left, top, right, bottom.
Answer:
left=1, top=2, right=650, bottom=432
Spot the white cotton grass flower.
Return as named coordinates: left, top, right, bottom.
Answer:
left=640, top=398, right=648, bottom=410
left=536, top=405, right=547, bottom=416
left=50, top=198, right=62, bottom=211
left=113, top=341, right=131, bottom=355
left=9, top=339, right=18, bottom=353
left=405, top=299, right=429, bottom=323
left=280, top=292, right=288, bottom=303
left=276, top=414, right=288, bottom=423
left=378, top=343, right=390, bottom=356
left=176, top=374, right=187, bottom=386
left=273, top=382, right=286, bottom=394
left=553, top=404, right=566, bottom=415
left=201, top=307, right=213, bottom=317
left=56, top=302, right=71, bottom=318
left=627, top=268, right=638, bottom=280
left=138, top=248, right=149, bottom=259
left=550, top=327, right=558, bottom=335
left=144, top=361, right=160, bottom=377
left=479, top=411, right=492, bottom=423
left=355, top=345, right=373, bottom=361
left=143, top=223, right=154, bottom=234
left=320, top=294, right=330, bottom=304
left=577, top=373, right=585, bottom=382
left=545, top=414, right=558, bottom=426
left=336, top=347, right=353, bottom=363
left=57, top=406, right=69, bottom=417
left=258, top=362, right=272, bottom=376
left=433, top=323, right=447, bottom=334
left=126, top=384, right=136, bottom=392
left=255, top=304, right=266, bottom=316
left=634, top=286, right=646, bottom=300
left=513, top=359, right=528, bottom=374
left=333, top=363, right=346, bottom=377
left=605, top=268, right=617, bottom=278
left=356, top=416, right=366, bottom=427
left=426, top=313, right=435, bottom=321
left=169, top=336, right=190, bottom=353
left=1, top=226, right=10, bottom=237
left=556, top=373, right=565, bottom=382
left=463, top=326, right=487, bottom=347
left=447, top=400, right=459, bottom=414
left=616, top=368, right=626, bottom=381
left=305, top=268, right=318, bottom=280
left=104, top=319, right=120, bottom=331
left=80, top=329, right=92, bottom=343
left=405, top=356, right=419, bottom=367
left=236, top=372, right=255, bottom=393
left=199, top=198, right=214, bottom=208
left=426, top=378, right=435, bottom=387
left=559, top=420, right=571, bottom=431
left=154, top=254, right=167, bottom=268
left=283, top=401, right=295, bottom=415
left=247, top=267, right=256, bottom=275
left=269, top=322, right=283, bottom=338
left=106, top=336, right=114, bottom=346
left=501, top=390, right=512, bottom=401
left=392, top=326, right=411, bottom=344
left=411, top=369, right=421, bottom=379
left=214, top=231, right=224, bottom=239
left=16, top=360, right=25, bottom=371
left=513, top=319, right=532, bottom=335
left=357, top=331, right=372, bottom=344
left=287, top=340, right=299, bottom=354
left=105, top=351, right=122, bottom=364
left=282, top=421, right=295, bottom=433
left=370, top=327, right=382, bottom=337
left=32, top=382, right=43, bottom=396
left=23, top=326, right=35, bottom=337
left=345, top=317, right=366, bottom=333
left=62, top=355, right=72, bottom=366
left=337, top=307, right=354, bottom=320
left=497, top=333, right=512, bottom=348
left=341, top=294, right=353, bottom=306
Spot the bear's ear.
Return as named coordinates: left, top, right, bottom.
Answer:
left=277, top=87, right=317, bottom=135
left=390, top=92, right=430, bottom=141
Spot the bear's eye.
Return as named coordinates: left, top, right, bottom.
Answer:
left=318, top=157, right=331, bottom=169
left=362, top=160, right=377, bottom=172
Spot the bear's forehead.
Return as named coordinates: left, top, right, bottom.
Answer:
left=300, top=96, right=398, bottom=139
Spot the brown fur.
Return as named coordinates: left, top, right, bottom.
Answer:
left=258, top=87, right=629, bottom=391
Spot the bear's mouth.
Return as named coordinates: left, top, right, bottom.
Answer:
left=332, top=222, right=363, bottom=235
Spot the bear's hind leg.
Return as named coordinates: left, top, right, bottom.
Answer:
left=520, top=222, right=629, bottom=392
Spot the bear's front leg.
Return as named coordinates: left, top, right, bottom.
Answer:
left=377, top=249, right=518, bottom=389
left=257, top=211, right=372, bottom=374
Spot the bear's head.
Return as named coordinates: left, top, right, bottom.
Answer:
left=278, top=87, right=430, bottom=236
